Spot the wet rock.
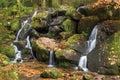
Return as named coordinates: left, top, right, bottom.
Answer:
left=77, top=6, right=88, bottom=16
left=48, top=16, right=66, bottom=37
left=88, top=31, right=120, bottom=75
left=78, top=16, right=99, bottom=34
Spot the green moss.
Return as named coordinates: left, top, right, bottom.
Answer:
left=66, top=34, right=86, bottom=48
left=61, top=19, right=76, bottom=33
left=59, top=61, right=71, bottom=67
left=0, top=44, right=15, bottom=57
left=10, top=18, right=19, bottom=31
left=98, top=31, right=120, bottom=75
left=41, top=68, right=61, bottom=79
left=55, top=49, right=64, bottom=58
left=0, top=53, right=10, bottom=66
left=31, top=11, right=48, bottom=28
left=66, top=6, right=76, bottom=16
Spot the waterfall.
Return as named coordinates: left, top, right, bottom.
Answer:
left=11, top=44, right=23, bottom=63
left=12, top=11, right=37, bottom=63
left=78, top=25, right=98, bottom=72
left=25, top=36, right=35, bottom=59
left=14, top=20, right=28, bottom=42
left=48, top=49, right=54, bottom=67
left=14, top=11, right=37, bottom=42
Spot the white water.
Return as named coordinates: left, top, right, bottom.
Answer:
left=14, top=11, right=37, bottom=42
left=25, top=36, right=35, bottom=59
left=12, top=11, right=37, bottom=63
left=78, top=25, right=98, bottom=72
left=14, top=20, right=28, bottom=42
left=11, top=45, right=23, bottom=63
left=48, top=49, right=54, bottom=67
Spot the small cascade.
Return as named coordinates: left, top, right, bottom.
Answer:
left=14, top=20, right=28, bottom=42
left=12, top=11, right=37, bottom=63
left=78, top=25, right=99, bottom=72
left=25, top=36, right=35, bottom=59
left=48, top=49, right=54, bottom=67
left=11, top=44, right=23, bottom=63
left=14, top=10, right=37, bottom=42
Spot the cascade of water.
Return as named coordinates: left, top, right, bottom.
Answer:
left=12, top=11, right=37, bottom=63
left=14, top=20, right=28, bottom=42
left=48, top=49, right=54, bottom=67
left=14, top=11, right=37, bottom=42
left=32, top=11, right=37, bottom=18
left=25, top=36, right=35, bottom=59
left=11, top=45, right=23, bottom=63
left=78, top=25, right=99, bottom=72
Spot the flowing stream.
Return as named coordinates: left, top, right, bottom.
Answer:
left=12, top=11, right=37, bottom=63
left=78, top=25, right=99, bottom=72
left=11, top=44, right=23, bottom=63
left=25, top=35, right=35, bottom=59
left=48, top=49, right=54, bottom=67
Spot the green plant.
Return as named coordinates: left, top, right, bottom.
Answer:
left=59, top=61, right=71, bottom=67
left=41, top=68, right=61, bottom=79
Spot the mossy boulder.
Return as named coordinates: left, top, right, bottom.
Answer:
left=88, top=31, right=120, bottom=75
left=0, top=53, right=10, bottom=66
left=0, top=67, right=20, bottom=80
left=66, top=6, right=82, bottom=20
left=31, top=11, right=49, bottom=29
left=61, top=19, right=76, bottom=33
left=32, top=37, right=57, bottom=61
left=41, top=68, right=62, bottom=79
left=78, top=16, right=99, bottom=34
left=55, top=34, right=87, bottom=62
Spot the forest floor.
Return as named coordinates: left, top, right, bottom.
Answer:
left=5, top=60, right=120, bottom=80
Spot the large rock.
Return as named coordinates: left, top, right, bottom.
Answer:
left=61, top=19, right=76, bottom=33
left=32, top=37, right=57, bottom=61
left=88, top=31, right=120, bottom=75
left=102, top=20, right=120, bottom=32
left=33, top=34, right=87, bottom=63
left=55, top=34, right=87, bottom=62
left=66, top=6, right=82, bottom=20
left=78, top=16, right=99, bottom=34
left=31, top=11, right=50, bottom=33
